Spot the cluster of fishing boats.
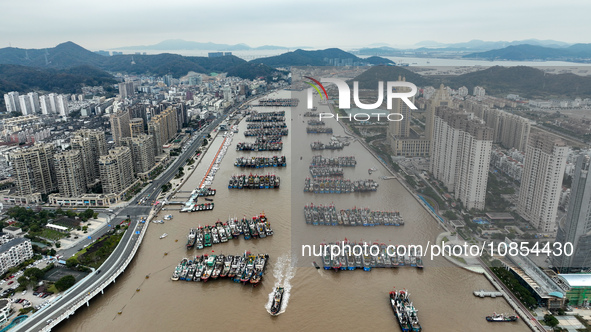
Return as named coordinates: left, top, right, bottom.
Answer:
left=310, top=141, right=345, bottom=150
left=303, top=177, right=378, bottom=193
left=257, top=99, right=298, bottom=107
left=180, top=188, right=217, bottom=212
left=389, top=289, right=422, bottom=332
left=197, top=188, right=216, bottom=196
left=186, top=214, right=274, bottom=249
left=228, top=174, right=280, bottom=189
left=321, top=241, right=423, bottom=270
left=244, top=128, right=288, bottom=136
left=236, top=142, right=283, bottom=151
left=234, top=156, right=287, bottom=168
left=246, top=111, right=285, bottom=122
left=307, top=119, right=325, bottom=126
left=303, top=111, right=317, bottom=117
left=303, top=204, right=404, bottom=226
left=247, top=123, right=286, bottom=129
left=309, top=166, right=344, bottom=177
left=182, top=202, right=214, bottom=212
left=254, top=135, right=283, bottom=144
left=307, top=127, right=333, bottom=134
left=311, top=155, right=356, bottom=167
left=171, top=252, right=269, bottom=284
left=200, top=130, right=235, bottom=189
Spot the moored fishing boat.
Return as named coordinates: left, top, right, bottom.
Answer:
left=486, top=313, right=518, bottom=322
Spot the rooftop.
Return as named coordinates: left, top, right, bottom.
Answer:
left=558, top=274, right=591, bottom=288
left=0, top=238, right=29, bottom=254
left=485, top=212, right=514, bottom=221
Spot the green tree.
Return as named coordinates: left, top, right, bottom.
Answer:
left=17, top=276, right=30, bottom=288
left=55, top=275, right=76, bottom=292
left=543, top=314, right=559, bottom=328
left=24, top=267, right=44, bottom=280
left=55, top=241, right=61, bottom=248
left=66, top=257, right=78, bottom=268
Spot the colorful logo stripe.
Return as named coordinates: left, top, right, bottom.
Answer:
left=304, top=76, right=328, bottom=100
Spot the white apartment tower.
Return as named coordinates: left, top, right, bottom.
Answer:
left=517, top=133, right=568, bottom=232
left=430, top=107, right=494, bottom=210
left=4, top=92, right=20, bottom=114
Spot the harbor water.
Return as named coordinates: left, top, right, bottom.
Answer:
left=56, top=90, right=529, bottom=332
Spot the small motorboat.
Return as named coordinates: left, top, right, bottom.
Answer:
left=160, top=233, right=168, bottom=239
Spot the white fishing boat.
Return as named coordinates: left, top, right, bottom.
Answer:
left=160, top=233, right=168, bottom=239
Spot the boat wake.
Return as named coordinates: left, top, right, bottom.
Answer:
left=265, top=253, right=297, bottom=315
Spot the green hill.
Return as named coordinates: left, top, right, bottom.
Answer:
left=0, top=64, right=117, bottom=112
left=250, top=48, right=392, bottom=67
left=351, top=65, right=591, bottom=99
left=225, top=62, right=287, bottom=80
left=447, top=66, right=591, bottom=98
left=351, top=66, right=432, bottom=88
left=464, top=44, right=591, bottom=62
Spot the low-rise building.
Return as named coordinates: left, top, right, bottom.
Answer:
left=2, top=227, right=23, bottom=238
left=0, top=238, right=34, bottom=275
left=45, top=223, right=69, bottom=233
left=0, top=299, right=11, bottom=325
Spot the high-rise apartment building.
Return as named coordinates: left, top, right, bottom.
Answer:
left=554, top=151, right=591, bottom=272
left=517, top=133, right=568, bottom=232
left=148, top=107, right=178, bottom=156
left=110, top=110, right=131, bottom=146
left=18, top=95, right=33, bottom=115
left=463, top=101, right=530, bottom=151
left=71, top=129, right=107, bottom=185
left=56, top=94, right=69, bottom=116
left=118, top=82, right=135, bottom=99
left=39, top=95, right=52, bottom=115
left=27, top=92, right=40, bottom=114
left=48, top=94, right=59, bottom=114
left=121, top=134, right=156, bottom=175
left=54, top=150, right=87, bottom=197
left=129, top=118, right=145, bottom=137
left=3, top=92, right=20, bottom=114
left=387, top=80, right=413, bottom=139
left=9, top=143, right=57, bottom=195
left=430, top=107, right=494, bottom=210
left=99, top=147, right=135, bottom=194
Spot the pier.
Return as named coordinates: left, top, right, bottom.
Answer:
left=473, top=290, right=503, bottom=298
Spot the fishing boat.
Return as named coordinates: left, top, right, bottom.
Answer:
left=389, top=289, right=421, bottom=332
left=270, top=287, right=284, bottom=316
left=160, top=233, right=168, bottom=239
left=186, top=228, right=196, bottom=248
left=486, top=313, right=518, bottom=322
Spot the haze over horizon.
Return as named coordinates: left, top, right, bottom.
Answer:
left=1, top=0, right=589, bottom=50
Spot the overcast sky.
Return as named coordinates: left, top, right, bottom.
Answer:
left=1, top=0, right=589, bottom=50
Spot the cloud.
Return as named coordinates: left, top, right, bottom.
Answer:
left=0, top=0, right=589, bottom=49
